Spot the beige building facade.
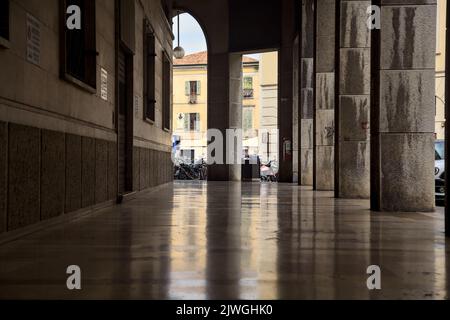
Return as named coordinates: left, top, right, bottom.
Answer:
left=173, top=51, right=261, bottom=162
left=259, top=51, right=279, bottom=163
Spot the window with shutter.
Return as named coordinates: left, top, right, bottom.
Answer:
left=61, top=0, right=97, bottom=90
left=183, top=113, right=189, bottom=131
left=189, top=113, right=196, bottom=132
left=244, top=77, right=253, bottom=89
left=243, top=77, right=254, bottom=99
left=243, top=107, right=254, bottom=131
left=195, top=113, right=200, bottom=131
left=144, top=21, right=156, bottom=122
left=162, top=51, right=171, bottom=130
left=188, top=81, right=198, bottom=104
left=0, top=0, right=9, bottom=42
left=182, top=113, right=200, bottom=132
left=181, top=149, right=195, bottom=163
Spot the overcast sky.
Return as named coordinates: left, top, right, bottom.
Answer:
left=172, top=13, right=207, bottom=54
left=172, top=13, right=260, bottom=60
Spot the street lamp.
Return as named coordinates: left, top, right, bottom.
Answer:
left=174, top=12, right=185, bottom=59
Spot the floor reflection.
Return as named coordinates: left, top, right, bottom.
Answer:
left=0, top=181, right=448, bottom=299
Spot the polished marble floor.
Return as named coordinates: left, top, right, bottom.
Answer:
left=0, top=181, right=449, bottom=299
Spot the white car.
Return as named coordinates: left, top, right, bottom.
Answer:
left=435, top=140, right=445, bottom=202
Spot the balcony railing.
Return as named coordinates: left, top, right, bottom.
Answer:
left=243, top=89, right=254, bottom=99
left=189, top=94, right=198, bottom=104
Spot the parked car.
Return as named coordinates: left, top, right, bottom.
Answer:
left=435, top=140, right=445, bottom=204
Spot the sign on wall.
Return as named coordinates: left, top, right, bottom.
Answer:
left=100, top=68, right=108, bottom=101
left=134, top=94, right=140, bottom=118
left=26, top=14, right=41, bottom=66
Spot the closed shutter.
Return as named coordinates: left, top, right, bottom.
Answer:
left=0, top=1, right=9, bottom=40
left=244, top=77, right=253, bottom=89
left=64, top=0, right=96, bottom=88
left=195, top=113, right=200, bottom=131
left=120, top=0, right=135, bottom=53
left=66, top=0, right=86, bottom=82
left=145, top=31, right=156, bottom=121
left=243, top=107, right=253, bottom=131
left=196, top=81, right=201, bottom=95
left=84, top=0, right=96, bottom=88
left=185, top=81, right=190, bottom=95
left=184, top=113, right=189, bottom=131
left=118, top=50, right=126, bottom=193
left=162, top=53, right=171, bottom=130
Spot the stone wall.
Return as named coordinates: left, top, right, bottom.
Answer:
left=0, top=0, right=174, bottom=234
left=133, top=146, right=173, bottom=192
left=0, top=122, right=114, bottom=232
left=0, top=121, right=173, bottom=234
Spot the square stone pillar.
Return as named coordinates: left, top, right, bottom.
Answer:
left=293, top=35, right=300, bottom=183
left=208, top=53, right=231, bottom=181
left=336, top=0, right=371, bottom=198
left=371, top=1, right=436, bottom=211
left=314, top=0, right=335, bottom=191
left=299, top=0, right=315, bottom=186
left=229, top=53, right=243, bottom=181
left=278, top=0, right=296, bottom=183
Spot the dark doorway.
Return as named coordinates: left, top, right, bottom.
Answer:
left=118, top=47, right=133, bottom=195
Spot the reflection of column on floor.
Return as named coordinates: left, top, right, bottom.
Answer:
left=276, top=184, right=299, bottom=298
left=206, top=183, right=242, bottom=299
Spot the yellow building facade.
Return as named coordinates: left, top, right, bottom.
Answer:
left=242, top=58, right=261, bottom=156
left=436, top=0, right=447, bottom=139
left=172, top=51, right=260, bottom=162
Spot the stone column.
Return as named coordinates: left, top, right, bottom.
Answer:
left=293, top=35, right=300, bottom=183
left=371, top=1, right=435, bottom=211
left=336, top=0, right=370, bottom=198
left=314, top=0, right=335, bottom=191
left=229, top=53, right=243, bottom=181
left=299, top=0, right=314, bottom=186
left=278, top=0, right=296, bottom=183
left=208, top=53, right=231, bottom=181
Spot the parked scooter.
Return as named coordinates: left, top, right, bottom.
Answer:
left=260, top=161, right=278, bottom=182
